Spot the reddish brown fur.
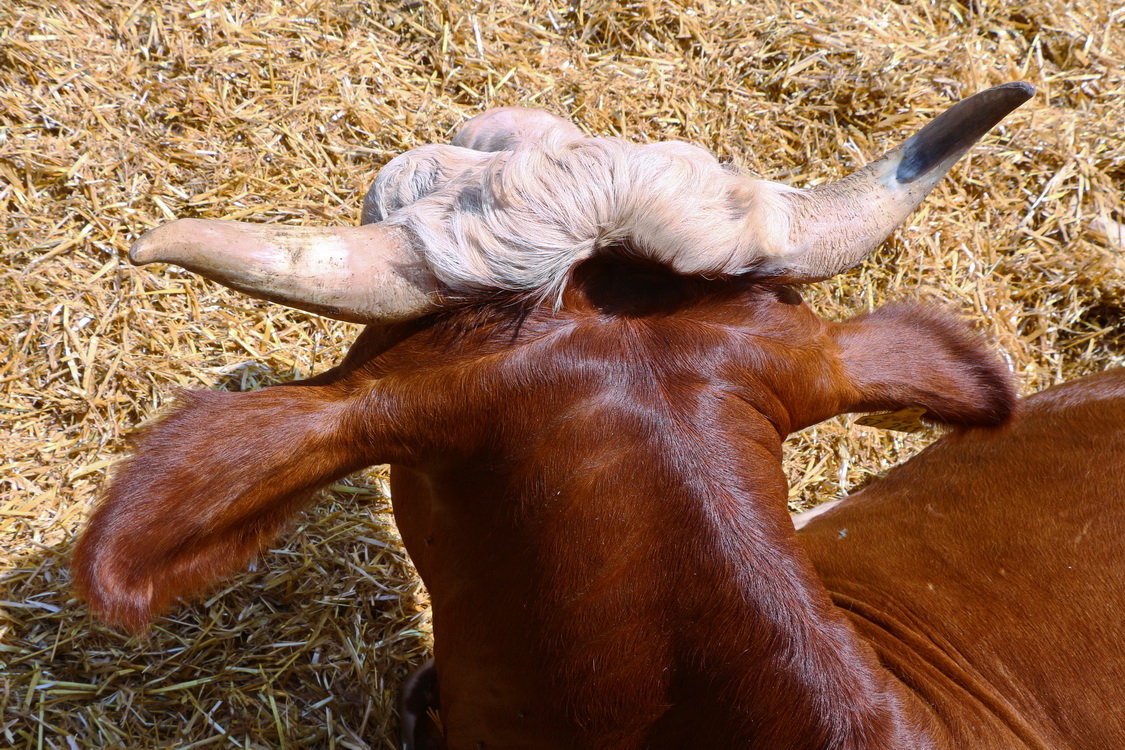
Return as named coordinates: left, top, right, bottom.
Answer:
left=800, top=369, right=1125, bottom=749
left=74, top=257, right=1125, bottom=749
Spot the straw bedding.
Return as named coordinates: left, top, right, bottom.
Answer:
left=1, top=0, right=1122, bottom=746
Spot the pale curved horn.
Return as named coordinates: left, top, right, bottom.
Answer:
left=452, top=106, right=584, bottom=152
left=129, top=219, right=439, bottom=324
left=753, top=82, right=1035, bottom=282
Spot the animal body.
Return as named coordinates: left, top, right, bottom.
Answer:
left=796, top=367, right=1125, bottom=750
left=71, top=84, right=1125, bottom=750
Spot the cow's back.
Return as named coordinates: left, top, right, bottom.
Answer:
left=799, top=369, right=1125, bottom=749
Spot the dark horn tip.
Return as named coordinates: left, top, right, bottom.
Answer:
left=895, top=81, right=1036, bottom=184
left=996, top=81, right=1037, bottom=99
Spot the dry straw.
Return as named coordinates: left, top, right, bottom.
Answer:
left=2, top=0, right=1122, bottom=747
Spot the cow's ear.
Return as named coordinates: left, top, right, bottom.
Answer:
left=72, top=383, right=374, bottom=632
left=830, top=303, right=1016, bottom=427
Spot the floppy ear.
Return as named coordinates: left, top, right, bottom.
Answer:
left=71, top=322, right=443, bottom=631
left=72, top=383, right=375, bottom=632
left=830, top=303, right=1016, bottom=427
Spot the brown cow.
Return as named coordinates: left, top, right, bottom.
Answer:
left=74, top=85, right=1123, bottom=750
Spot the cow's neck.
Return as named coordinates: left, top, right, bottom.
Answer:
left=395, top=424, right=932, bottom=749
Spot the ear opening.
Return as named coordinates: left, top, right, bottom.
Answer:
left=832, top=303, right=1017, bottom=427
left=72, top=384, right=371, bottom=632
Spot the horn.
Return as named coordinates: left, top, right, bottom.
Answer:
left=751, top=82, right=1035, bottom=282
left=129, top=219, right=439, bottom=324
left=452, top=106, right=584, bottom=152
